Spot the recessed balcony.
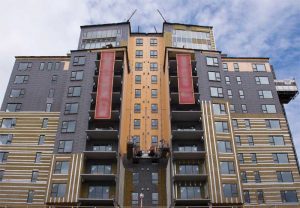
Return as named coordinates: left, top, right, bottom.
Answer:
left=81, top=173, right=116, bottom=182
left=173, top=174, right=208, bottom=182
left=171, top=110, right=201, bottom=122
left=173, top=151, right=205, bottom=159
left=84, top=150, right=117, bottom=160
left=86, top=129, right=119, bottom=139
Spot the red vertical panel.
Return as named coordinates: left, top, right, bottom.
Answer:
left=176, top=54, right=195, bottom=104
left=95, top=51, right=115, bottom=119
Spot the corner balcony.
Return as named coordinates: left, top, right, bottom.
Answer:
left=275, top=79, right=298, bottom=103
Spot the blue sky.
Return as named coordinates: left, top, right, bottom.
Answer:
left=0, top=0, right=299, bottom=157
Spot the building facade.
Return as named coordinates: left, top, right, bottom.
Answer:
left=0, top=21, right=299, bottom=207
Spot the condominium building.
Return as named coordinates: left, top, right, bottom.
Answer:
left=0, top=20, right=299, bottom=207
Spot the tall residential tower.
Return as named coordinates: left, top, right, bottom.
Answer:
left=0, top=21, right=299, bottom=207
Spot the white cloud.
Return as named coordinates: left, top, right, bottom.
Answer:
left=0, top=0, right=300, bottom=156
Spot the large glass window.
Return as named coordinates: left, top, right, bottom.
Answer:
left=51, top=183, right=67, bottom=197
left=54, top=161, right=69, bottom=174
left=252, top=64, right=266, bottom=72
left=14, top=75, right=29, bottom=84
left=210, top=87, right=223, bottom=97
left=179, top=165, right=199, bottom=174
left=273, top=153, right=289, bottom=163
left=73, top=56, right=86, bottom=65
left=213, top=103, right=226, bottom=115
left=10, top=89, right=25, bottom=98
left=179, top=186, right=201, bottom=199
left=92, top=145, right=112, bottom=151
left=58, top=140, right=73, bottom=153
left=258, top=90, right=273, bottom=98
left=215, top=121, right=229, bottom=133
left=223, top=184, right=238, bottom=197
left=67, top=86, right=81, bottom=97
left=208, top=72, right=221, bottom=81
left=61, top=121, right=76, bottom=133
left=266, top=119, right=280, bottom=129
left=217, top=141, right=232, bottom=153
left=269, top=136, right=284, bottom=145
left=255, top=76, right=269, bottom=84
left=70, top=71, right=84, bottom=81
left=64, top=103, right=79, bottom=114
left=18, top=62, right=32, bottom=71
left=6, top=103, right=21, bottom=112
left=1, top=118, right=16, bottom=128
left=220, top=161, right=235, bottom=174
left=88, top=186, right=109, bottom=199
left=262, top=104, right=276, bottom=113
left=281, top=190, right=298, bottom=203
left=91, top=165, right=111, bottom=174
left=0, top=134, right=13, bottom=145
left=206, top=57, right=218, bottom=66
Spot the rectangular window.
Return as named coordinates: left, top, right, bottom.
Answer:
left=10, top=89, right=25, bottom=98
left=230, top=104, right=235, bottom=113
left=35, top=152, right=41, bottom=163
left=134, top=119, right=140, bottom=129
left=273, top=153, right=289, bottom=163
left=55, top=62, right=60, bottom=70
left=151, top=89, right=158, bottom=98
left=257, top=190, right=264, bottom=204
left=255, top=76, right=269, bottom=84
left=135, top=89, right=141, bottom=98
left=132, top=135, right=140, bottom=145
left=150, top=50, right=158, bottom=58
left=61, top=121, right=76, bottom=133
left=236, top=76, right=241, bottom=84
left=88, top=186, right=109, bottom=199
left=38, top=135, right=45, bottom=145
left=71, top=71, right=84, bottom=81
left=0, top=152, right=8, bottom=163
left=241, top=171, right=247, bottom=183
left=248, top=136, right=254, bottom=146
left=206, top=57, right=218, bottom=66
left=239, top=90, right=244, bottom=99
left=277, top=171, right=294, bottom=182
left=233, top=63, right=239, bottom=71
left=151, top=104, right=158, bottom=113
left=39, top=62, right=45, bottom=70
left=227, top=89, right=232, bottom=98
left=220, top=161, right=235, bottom=174
left=42, top=118, right=48, bottom=128
left=241, top=104, right=247, bottom=113
left=136, top=38, right=143, bottom=46
left=151, top=75, right=157, bottom=84
left=215, top=121, right=229, bottom=133
left=135, top=50, right=143, bottom=58
left=64, top=103, right=79, bottom=114
left=281, top=190, right=298, bottom=203
left=135, top=75, right=141, bottom=84
left=27, top=190, right=34, bottom=203
left=245, top=120, right=251, bottom=129
left=253, top=64, right=266, bottom=72
left=134, top=103, right=141, bottom=113
left=132, top=172, right=139, bottom=184
left=266, top=119, right=280, bottom=129
left=152, top=172, right=158, bottom=184
left=18, top=62, right=32, bottom=71
left=52, top=75, right=58, bottom=82
left=67, top=86, right=81, bottom=97
left=238, top=153, right=244, bottom=164
left=14, top=75, right=29, bottom=84
left=45, top=103, right=52, bottom=112
left=223, top=63, right=228, bottom=71
left=132, top=192, right=138, bottom=205
left=91, top=165, right=112, bottom=174
left=47, top=62, right=53, bottom=70
left=6, top=103, right=21, bottom=112
left=178, top=165, right=199, bottom=174
left=150, top=38, right=157, bottom=46
left=152, top=193, right=158, bottom=205
left=1, top=118, right=16, bottom=128
left=208, top=71, right=221, bottom=81
left=54, top=161, right=69, bottom=174
left=152, top=119, right=158, bottom=129
left=51, top=183, right=67, bottom=197
left=225, top=76, right=230, bottom=84
left=150, top=62, right=158, bottom=71
left=135, top=62, right=143, bottom=71
left=262, top=104, right=276, bottom=113
left=235, top=136, right=241, bottom=146
left=223, top=184, right=238, bottom=197
left=179, top=186, right=201, bottom=199
left=258, top=90, right=273, bottom=99
left=251, top=153, right=257, bottom=164
left=210, top=87, right=223, bottom=97
left=0, top=134, right=13, bottom=145
left=254, top=171, right=261, bottom=183
left=58, top=140, right=73, bottom=153
left=212, top=103, right=226, bottom=115
left=73, top=56, right=86, bottom=65
left=217, top=141, right=232, bottom=153
left=232, top=121, right=239, bottom=131
left=31, top=171, right=38, bottom=182
left=244, top=191, right=250, bottom=203
left=151, top=136, right=158, bottom=145
left=269, top=136, right=284, bottom=146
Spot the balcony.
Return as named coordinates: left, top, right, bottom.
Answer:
left=84, top=150, right=117, bottom=160
left=81, top=173, right=116, bottom=182
left=275, top=79, right=298, bottom=103
left=168, top=60, right=197, bottom=76
left=171, top=110, right=201, bottom=122
left=174, top=198, right=210, bottom=206
left=173, top=173, right=208, bottom=182
left=86, top=129, right=118, bottom=140
left=173, top=151, right=205, bottom=159
left=171, top=122, right=203, bottom=140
